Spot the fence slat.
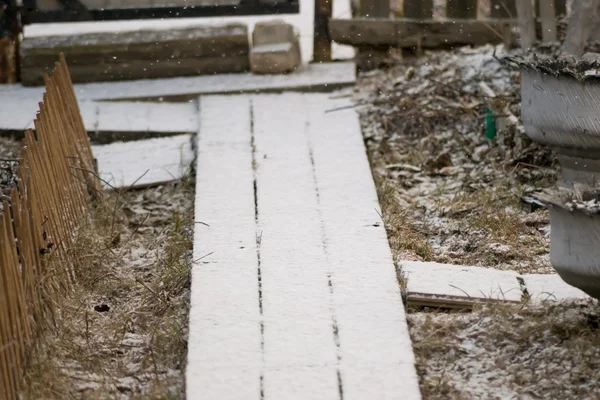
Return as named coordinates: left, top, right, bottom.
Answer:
left=0, top=56, right=101, bottom=399
left=403, top=0, right=433, bottom=18
left=490, top=0, right=516, bottom=18
left=539, top=0, right=557, bottom=42
left=446, top=0, right=478, bottom=18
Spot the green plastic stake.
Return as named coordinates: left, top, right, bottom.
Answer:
left=485, top=108, right=496, bottom=140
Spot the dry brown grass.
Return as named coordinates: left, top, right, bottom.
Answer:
left=372, top=162, right=435, bottom=263
left=21, top=179, right=194, bottom=399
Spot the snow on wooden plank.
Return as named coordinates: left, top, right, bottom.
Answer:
left=0, top=98, right=197, bottom=140
left=92, top=134, right=194, bottom=189
left=94, top=101, right=197, bottom=133
left=187, top=95, right=262, bottom=400
left=401, top=260, right=523, bottom=302
left=0, top=62, right=355, bottom=105
left=304, top=94, right=421, bottom=400
left=251, top=94, right=339, bottom=398
left=521, top=273, right=589, bottom=302
left=0, top=98, right=96, bottom=132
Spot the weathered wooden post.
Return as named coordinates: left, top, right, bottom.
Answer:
left=562, top=0, right=600, bottom=56
left=0, top=0, right=19, bottom=83
left=516, top=0, right=535, bottom=49
left=538, top=0, right=557, bottom=42
left=354, top=0, right=390, bottom=70
left=361, top=0, right=389, bottom=17
left=446, top=0, right=478, bottom=19
left=490, top=0, right=516, bottom=18
left=313, top=0, right=333, bottom=62
left=403, top=0, right=433, bottom=19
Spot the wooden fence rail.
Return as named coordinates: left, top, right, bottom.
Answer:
left=0, top=55, right=99, bottom=398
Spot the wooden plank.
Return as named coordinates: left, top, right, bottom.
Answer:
left=0, top=100, right=197, bottom=143
left=252, top=94, right=339, bottom=399
left=20, top=25, right=248, bottom=54
left=92, top=133, right=194, bottom=189
left=406, top=293, right=517, bottom=310
left=403, top=0, right=433, bottom=18
left=22, top=55, right=250, bottom=86
left=539, top=0, right=557, bottom=42
left=0, top=62, right=356, bottom=103
left=516, top=0, right=536, bottom=49
left=304, top=95, right=420, bottom=399
left=0, top=38, right=17, bottom=84
left=20, top=25, right=250, bottom=86
left=185, top=93, right=420, bottom=398
left=536, top=0, right=567, bottom=18
left=446, top=0, right=478, bottom=19
left=490, top=0, right=516, bottom=18
left=94, top=101, right=197, bottom=133
left=329, top=18, right=514, bottom=47
left=400, top=261, right=523, bottom=302
left=186, top=95, right=261, bottom=399
left=313, top=0, right=333, bottom=62
left=521, top=274, right=589, bottom=302
left=360, top=0, right=389, bottom=17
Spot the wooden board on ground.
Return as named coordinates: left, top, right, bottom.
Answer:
left=521, top=274, right=589, bottom=302
left=328, top=18, right=515, bottom=47
left=401, top=261, right=523, bottom=304
left=187, top=93, right=420, bottom=399
left=92, top=134, right=194, bottom=189
left=0, top=62, right=355, bottom=104
left=0, top=100, right=198, bottom=143
left=20, top=24, right=250, bottom=86
left=401, top=260, right=590, bottom=308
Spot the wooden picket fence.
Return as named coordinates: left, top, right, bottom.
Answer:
left=0, top=55, right=100, bottom=398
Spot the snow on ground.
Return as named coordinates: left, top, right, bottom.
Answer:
left=408, top=300, right=600, bottom=400
left=355, top=44, right=557, bottom=274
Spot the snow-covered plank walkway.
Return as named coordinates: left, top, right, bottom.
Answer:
left=187, top=93, right=420, bottom=400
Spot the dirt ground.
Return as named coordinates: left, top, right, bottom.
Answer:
left=22, top=178, right=194, bottom=399
left=357, top=44, right=557, bottom=274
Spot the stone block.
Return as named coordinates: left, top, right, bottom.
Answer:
left=250, top=20, right=302, bottom=74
